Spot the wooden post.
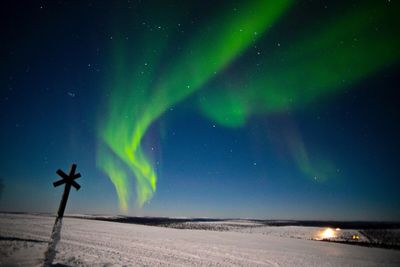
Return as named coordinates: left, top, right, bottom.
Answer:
left=53, top=163, right=81, bottom=220
left=44, top=164, right=82, bottom=266
left=57, top=183, right=71, bottom=218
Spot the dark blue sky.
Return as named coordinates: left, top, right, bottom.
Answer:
left=0, top=0, right=399, bottom=220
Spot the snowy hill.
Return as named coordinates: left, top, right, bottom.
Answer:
left=1, top=213, right=399, bottom=266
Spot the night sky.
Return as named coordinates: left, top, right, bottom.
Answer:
left=1, top=0, right=399, bottom=221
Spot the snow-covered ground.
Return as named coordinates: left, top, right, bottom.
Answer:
left=1, top=213, right=399, bottom=266
left=167, top=220, right=368, bottom=242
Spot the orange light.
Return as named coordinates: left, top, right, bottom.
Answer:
left=320, top=228, right=336, bottom=239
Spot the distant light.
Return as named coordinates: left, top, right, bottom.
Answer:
left=320, top=228, right=336, bottom=239
left=336, top=228, right=341, bottom=231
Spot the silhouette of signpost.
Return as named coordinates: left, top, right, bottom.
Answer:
left=53, top=163, right=81, bottom=219
left=44, top=164, right=82, bottom=266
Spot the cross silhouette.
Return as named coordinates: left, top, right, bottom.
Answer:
left=53, top=164, right=82, bottom=218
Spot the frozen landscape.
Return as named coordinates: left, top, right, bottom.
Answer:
left=2, top=1, right=400, bottom=266
left=1, top=213, right=399, bottom=266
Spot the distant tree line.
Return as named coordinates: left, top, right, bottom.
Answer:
left=361, top=229, right=400, bottom=248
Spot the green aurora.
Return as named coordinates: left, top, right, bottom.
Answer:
left=98, top=0, right=399, bottom=211
left=98, top=0, right=293, bottom=211
left=197, top=1, right=399, bottom=183
left=199, top=1, right=399, bottom=126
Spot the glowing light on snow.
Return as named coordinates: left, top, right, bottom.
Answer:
left=319, top=228, right=337, bottom=239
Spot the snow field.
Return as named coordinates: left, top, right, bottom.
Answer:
left=1, top=213, right=399, bottom=266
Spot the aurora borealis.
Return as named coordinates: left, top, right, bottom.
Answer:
left=1, top=0, right=399, bottom=220
left=98, top=0, right=293, bottom=210
left=98, top=0, right=399, bottom=211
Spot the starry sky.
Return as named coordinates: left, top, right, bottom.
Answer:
left=1, top=0, right=399, bottom=221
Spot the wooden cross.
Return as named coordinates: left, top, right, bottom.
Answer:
left=53, top=164, right=82, bottom=219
